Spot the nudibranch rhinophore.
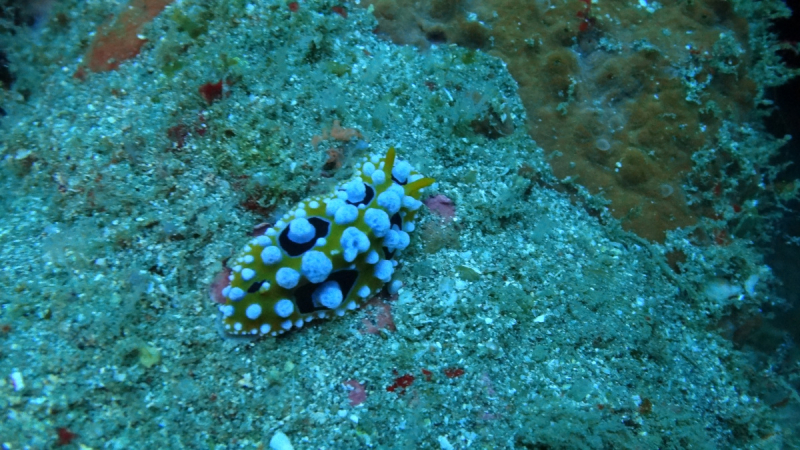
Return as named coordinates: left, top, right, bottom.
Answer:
left=217, top=147, right=435, bottom=337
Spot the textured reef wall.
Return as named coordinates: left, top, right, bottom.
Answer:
left=365, top=0, right=797, bottom=242
left=0, top=0, right=798, bottom=448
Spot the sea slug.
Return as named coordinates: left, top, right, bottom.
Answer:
left=217, top=147, right=435, bottom=337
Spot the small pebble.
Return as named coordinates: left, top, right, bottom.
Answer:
left=10, top=371, right=24, bottom=391
left=269, top=431, right=294, bottom=450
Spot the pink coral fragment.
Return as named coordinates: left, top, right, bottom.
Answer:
left=361, top=297, right=396, bottom=334
left=209, top=267, right=232, bottom=304
left=424, top=194, right=456, bottom=223
left=344, top=379, right=367, bottom=406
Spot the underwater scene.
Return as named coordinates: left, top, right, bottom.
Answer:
left=1, top=0, right=800, bottom=448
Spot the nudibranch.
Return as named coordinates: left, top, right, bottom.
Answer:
left=217, top=147, right=435, bottom=337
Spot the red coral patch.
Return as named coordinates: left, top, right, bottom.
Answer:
left=386, top=373, right=414, bottom=395
left=444, top=367, right=465, bottom=378
left=56, top=427, right=77, bottom=446
left=198, top=80, right=224, bottom=104
left=81, top=0, right=173, bottom=73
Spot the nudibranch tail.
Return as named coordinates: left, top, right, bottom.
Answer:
left=405, top=176, right=436, bottom=193
left=384, top=146, right=397, bottom=171
left=217, top=147, right=435, bottom=338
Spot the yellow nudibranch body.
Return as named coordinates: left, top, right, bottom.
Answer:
left=218, top=148, right=435, bottom=337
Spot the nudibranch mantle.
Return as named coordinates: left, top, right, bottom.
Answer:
left=218, top=147, right=435, bottom=337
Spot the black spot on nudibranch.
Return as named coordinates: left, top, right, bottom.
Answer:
left=279, top=217, right=331, bottom=257
left=247, top=280, right=265, bottom=293
left=294, top=269, right=359, bottom=314
left=383, top=213, right=405, bottom=260
left=344, top=183, right=375, bottom=207
left=390, top=212, right=403, bottom=230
